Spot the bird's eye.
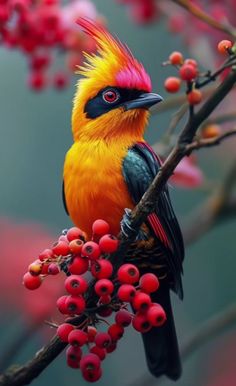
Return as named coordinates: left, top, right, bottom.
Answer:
left=102, top=89, right=120, bottom=104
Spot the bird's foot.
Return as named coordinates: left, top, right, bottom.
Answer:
left=120, top=208, right=148, bottom=241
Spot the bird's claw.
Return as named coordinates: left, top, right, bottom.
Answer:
left=120, top=208, right=148, bottom=241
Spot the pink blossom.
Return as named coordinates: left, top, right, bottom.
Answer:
left=170, top=156, right=204, bottom=189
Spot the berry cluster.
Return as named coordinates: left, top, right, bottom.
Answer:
left=164, top=39, right=235, bottom=110
left=0, top=0, right=101, bottom=91
left=23, top=219, right=166, bottom=382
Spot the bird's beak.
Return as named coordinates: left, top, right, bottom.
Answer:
left=123, top=92, right=163, bottom=111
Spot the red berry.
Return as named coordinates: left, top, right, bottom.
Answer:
left=57, top=323, right=74, bottom=342
left=132, top=313, right=152, bottom=333
left=91, top=259, right=113, bottom=279
left=87, top=326, right=97, bottom=342
left=97, top=307, right=113, bottom=317
left=179, top=64, right=197, bottom=81
left=56, top=295, right=68, bottom=314
left=115, top=309, right=132, bottom=327
left=202, top=124, right=221, bottom=139
left=95, top=332, right=112, bottom=348
left=117, top=264, right=140, bottom=284
left=139, top=273, right=159, bottom=293
left=147, top=304, right=167, bottom=327
left=92, top=219, right=110, bottom=236
left=68, top=256, right=89, bottom=275
left=90, top=346, right=106, bottom=360
left=38, top=248, right=53, bottom=262
left=23, top=272, right=42, bottom=290
left=67, top=227, right=85, bottom=242
left=30, top=53, right=50, bottom=71
left=95, top=279, right=114, bottom=296
left=99, top=294, right=111, bottom=305
left=28, top=261, right=42, bottom=276
left=132, top=292, right=152, bottom=312
left=53, top=72, right=68, bottom=90
left=99, top=234, right=119, bottom=253
left=52, top=241, right=70, bottom=256
left=169, top=51, right=183, bottom=65
left=80, top=353, right=101, bottom=372
left=65, top=295, right=86, bottom=315
left=187, top=89, right=202, bottom=105
left=48, top=263, right=60, bottom=275
left=82, top=367, right=102, bottom=382
left=184, top=58, right=198, bottom=68
left=217, top=39, right=233, bottom=54
left=28, top=71, right=46, bottom=91
left=164, top=77, right=181, bottom=93
left=65, top=275, right=88, bottom=295
left=66, top=346, right=82, bottom=368
left=68, top=329, right=88, bottom=347
left=69, top=239, right=84, bottom=254
left=117, top=284, right=136, bottom=302
left=108, top=324, right=124, bottom=341
left=81, top=241, right=101, bottom=260
left=106, top=342, right=117, bottom=353
left=41, top=263, right=50, bottom=275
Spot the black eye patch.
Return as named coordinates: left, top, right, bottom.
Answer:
left=84, top=87, right=144, bottom=119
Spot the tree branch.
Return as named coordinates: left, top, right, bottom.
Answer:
left=171, top=0, right=236, bottom=38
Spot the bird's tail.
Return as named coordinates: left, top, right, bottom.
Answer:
left=142, top=285, right=182, bottom=380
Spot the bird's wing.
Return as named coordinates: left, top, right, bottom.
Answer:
left=62, top=180, right=69, bottom=215
left=122, top=142, right=184, bottom=298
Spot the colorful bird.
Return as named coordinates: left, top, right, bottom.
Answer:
left=63, top=18, right=184, bottom=380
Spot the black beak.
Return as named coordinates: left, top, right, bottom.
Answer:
left=123, top=92, right=163, bottom=111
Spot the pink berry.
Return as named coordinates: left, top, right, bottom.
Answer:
left=56, top=295, right=68, bottom=314
left=81, top=241, right=101, bottom=260
left=66, top=346, right=82, bottom=368
left=38, top=248, right=53, bottom=262
left=67, top=227, right=85, bottom=242
left=90, top=346, right=106, bottom=360
left=48, top=263, right=60, bottom=275
left=99, top=234, right=119, bottom=253
left=52, top=241, right=70, bottom=256
left=91, top=259, right=113, bottom=279
left=117, top=284, right=136, bottom=302
left=23, top=272, right=42, bottom=290
left=99, top=294, right=111, bottom=305
left=92, top=219, right=110, bottom=236
left=139, top=273, right=159, bottom=293
left=179, top=64, right=197, bottom=81
left=95, top=332, right=112, bottom=348
left=115, top=309, right=132, bottom=327
left=117, top=264, right=140, bottom=284
left=132, top=313, right=152, bottom=333
left=68, top=329, right=88, bottom=347
left=80, top=353, right=101, bottom=372
left=57, top=323, right=74, bottom=342
left=87, top=326, right=97, bottom=342
left=82, top=367, right=102, bottom=382
left=147, top=304, right=167, bottom=327
left=65, top=295, right=86, bottom=315
left=106, top=342, right=117, bottom=353
left=95, top=279, right=114, bottom=296
left=65, top=275, right=88, bottom=295
left=68, top=256, right=89, bottom=275
left=108, top=324, right=124, bottom=341
left=132, top=292, right=152, bottom=312
left=97, top=307, right=113, bottom=317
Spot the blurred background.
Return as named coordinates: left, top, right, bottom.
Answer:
left=0, top=1, right=236, bottom=385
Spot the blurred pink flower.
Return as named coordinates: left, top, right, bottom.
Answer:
left=0, top=217, right=64, bottom=323
left=170, top=156, right=204, bottom=188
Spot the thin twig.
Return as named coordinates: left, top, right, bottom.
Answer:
left=186, top=128, right=236, bottom=152
left=171, top=0, right=236, bottom=38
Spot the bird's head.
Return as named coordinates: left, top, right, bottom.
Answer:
left=72, top=18, right=163, bottom=142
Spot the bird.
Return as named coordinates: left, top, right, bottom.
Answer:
left=63, top=18, right=184, bottom=381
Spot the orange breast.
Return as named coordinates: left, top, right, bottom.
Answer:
left=63, top=140, right=134, bottom=237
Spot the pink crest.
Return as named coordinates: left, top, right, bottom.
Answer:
left=116, top=63, right=151, bottom=92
